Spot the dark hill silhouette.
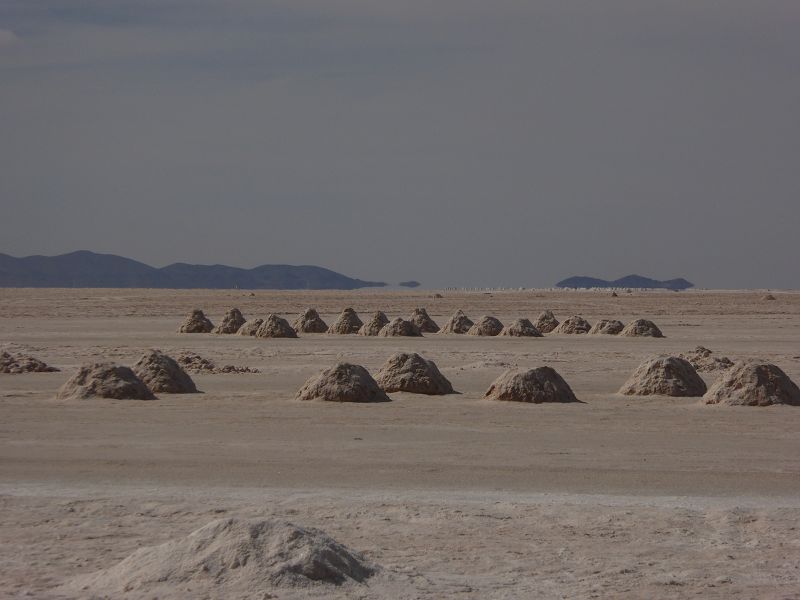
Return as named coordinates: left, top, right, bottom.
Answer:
left=0, top=251, right=386, bottom=290
left=556, top=274, right=694, bottom=290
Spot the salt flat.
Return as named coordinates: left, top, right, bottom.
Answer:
left=1, top=288, right=799, bottom=598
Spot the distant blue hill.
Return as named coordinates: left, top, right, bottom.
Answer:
left=0, top=251, right=387, bottom=290
left=556, top=274, right=694, bottom=290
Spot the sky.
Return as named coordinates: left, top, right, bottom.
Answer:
left=1, top=0, right=798, bottom=289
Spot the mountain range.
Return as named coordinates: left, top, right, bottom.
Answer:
left=0, top=251, right=387, bottom=290
left=555, top=275, right=694, bottom=290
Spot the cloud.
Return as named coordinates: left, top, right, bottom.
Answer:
left=0, top=29, right=18, bottom=47
left=0, top=1, right=799, bottom=287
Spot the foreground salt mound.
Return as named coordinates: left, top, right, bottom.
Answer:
left=378, top=318, right=422, bottom=337
left=237, top=318, right=264, bottom=336
left=620, top=319, right=664, bottom=338
left=438, top=309, right=474, bottom=334
left=296, top=362, right=390, bottom=402
left=133, top=349, right=197, bottom=393
left=177, top=352, right=260, bottom=374
left=554, top=315, right=591, bottom=334
left=485, top=367, right=578, bottom=403
left=619, top=356, right=706, bottom=397
left=215, top=308, right=246, bottom=334
left=467, top=316, right=504, bottom=336
left=178, top=309, right=214, bottom=333
left=534, top=310, right=559, bottom=334
left=56, top=363, right=155, bottom=400
left=410, top=308, right=439, bottom=333
left=293, top=308, right=329, bottom=334
left=375, top=352, right=454, bottom=395
left=589, top=319, right=624, bottom=335
left=0, top=351, right=59, bottom=373
left=67, top=518, right=377, bottom=597
left=500, top=319, right=542, bottom=337
left=680, top=346, right=734, bottom=373
left=703, top=361, right=800, bottom=406
left=256, top=314, right=298, bottom=338
left=328, top=308, right=363, bottom=334
left=359, top=311, right=390, bottom=336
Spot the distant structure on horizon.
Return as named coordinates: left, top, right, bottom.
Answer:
left=555, top=275, right=694, bottom=290
left=0, top=251, right=387, bottom=290
left=398, top=281, right=421, bottom=288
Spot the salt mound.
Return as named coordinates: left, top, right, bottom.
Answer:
left=215, top=308, right=246, bottom=334
left=296, top=362, right=390, bottom=402
left=762, top=294, right=776, bottom=301
left=133, top=349, right=198, bottom=394
left=178, top=309, right=214, bottom=333
left=328, top=308, right=363, bottom=334
left=467, top=316, right=504, bottom=336
left=679, top=346, right=734, bottom=373
left=500, top=319, right=542, bottom=337
left=703, top=361, right=800, bottom=406
left=611, top=291, right=618, bottom=297
left=589, top=319, right=624, bottom=335
left=256, top=314, right=298, bottom=338
left=378, top=318, right=422, bottom=337
left=438, top=309, right=474, bottom=334
left=177, top=352, right=259, bottom=374
left=484, top=367, right=579, bottom=403
left=620, top=319, right=664, bottom=338
left=56, top=363, right=155, bottom=400
left=359, top=311, right=390, bottom=336
left=554, top=315, right=591, bottom=334
left=293, top=308, right=328, bottom=334
left=534, top=310, right=559, bottom=334
left=375, top=352, right=454, bottom=395
left=237, top=318, right=264, bottom=336
left=0, top=351, right=59, bottom=373
left=67, top=517, right=376, bottom=597
left=619, top=356, right=706, bottom=397
left=410, top=308, right=439, bottom=333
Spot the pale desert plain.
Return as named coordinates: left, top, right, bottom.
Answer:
left=1, top=288, right=799, bottom=599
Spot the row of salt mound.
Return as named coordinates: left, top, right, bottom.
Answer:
left=296, top=358, right=574, bottom=402
left=440, top=310, right=659, bottom=338
left=296, top=353, right=454, bottom=402
left=619, top=354, right=800, bottom=406
left=56, top=350, right=198, bottom=400
left=183, top=307, right=663, bottom=339
left=299, top=356, right=799, bottom=406
left=0, top=351, right=60, bottom=373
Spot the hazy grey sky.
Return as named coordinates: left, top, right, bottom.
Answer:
left=1, top=1, right=798, bottom=288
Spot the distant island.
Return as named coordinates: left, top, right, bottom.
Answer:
left=556, top=274, right=694, bottom=290
left=398, top=280, right=421, bottom=288
left=0, top=251, right=387, bottom=290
